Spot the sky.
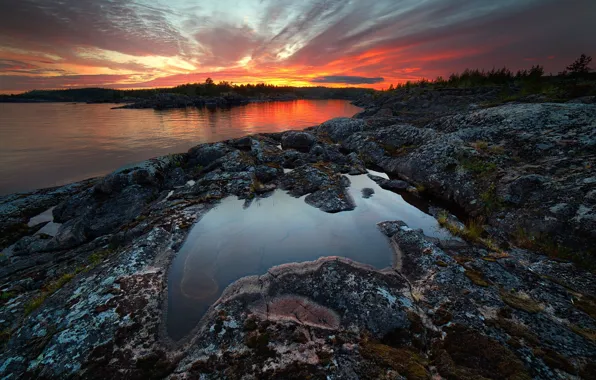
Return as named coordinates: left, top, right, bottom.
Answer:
left=0, top=0, right=594, bottom=93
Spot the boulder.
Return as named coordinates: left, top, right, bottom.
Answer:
left=316, top=117, right=366, bottom=142
left=281, top=131, right=316, bottom=152
left=368, top=174, right=410, bottom=192
left=187, top=142, right=230, bottom=168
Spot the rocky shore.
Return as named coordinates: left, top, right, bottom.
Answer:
left=1, top=89, right=595, bottom=378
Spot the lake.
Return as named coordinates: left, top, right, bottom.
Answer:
left=0, top=100, right=361, bottom=195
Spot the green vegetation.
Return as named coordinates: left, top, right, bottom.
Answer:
left=23, top=272, right=75, bottom=316
left=361, top=341, right=429, bottom=380
left=0, top=329, right=11, bottom=347
left=382, top=54, right=595, bottom=102
left=460, top=157, right=497, bottom=176
left=437, top=213, right=500, bottom=252
left=1, top=291, right=16, bottom=301
left=436, top=210, right=449, bottom=225
left=512, top=227, right=572, bottom=259
left=470, top=140, right=489, bottom=152
left=570, top=324, right=596, bottom=342
left=465, top=269, right=490, bottom=287
left=380, top=143, right=416, bottom=157
left=480, top=184, right=503, bottom=213
left=500, top=290, right=544, bottom=313
left=23, top=247, right=116, bottom=315
left=88, top=248, right=114, bottom=266
left=511, top=227, right=595, bottom=269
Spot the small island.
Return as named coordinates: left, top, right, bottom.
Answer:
left=0, top=80, right=372, bottom=110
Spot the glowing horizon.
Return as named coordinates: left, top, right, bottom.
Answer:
left=0, top=0, right=594, bottom=94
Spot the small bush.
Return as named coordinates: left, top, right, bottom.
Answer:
left=88, top=248, right=114, bottom=267
left=1, top=291, right=16, bottom=301
left=471, top=141, right=489, bottom=152
left=488, top=145, right=505, bottom=155
left=437, top=210, right=449, bottom=225
left=480, top=184, right=503, bottom=213
left=461, top=157, right=497, bottom=176
left=23, top=272, right=76, bottom=316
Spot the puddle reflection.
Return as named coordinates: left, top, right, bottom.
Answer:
left=167, top=172, right=449, bottom=340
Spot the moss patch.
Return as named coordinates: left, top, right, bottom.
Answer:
left=574, top=295, right=596, bottom=319
left=480, top=183, right=503, bottom=213
left=361, top=341, right=430, bottom=380
left=487, top=317, right=540, bottom=346
left=465, top=269, right=490, bottom=287
left=500, top=290, right=543, bottom=313
left=460, top=157, right=497, bottom=176
left=440, top=324, right=531, bottom=380
left=380, top=143, right=416, bottom=157
left=570, top=324, right=596, bottom=342
left=532, top=347, right=576, bottom=374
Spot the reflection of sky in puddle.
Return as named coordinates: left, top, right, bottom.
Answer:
left=167, top=172, right=449, bottom=340
left=27, top=206, right=61, bottom=237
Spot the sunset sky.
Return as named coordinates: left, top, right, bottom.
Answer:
left=0, top=0, right=594, bottom=93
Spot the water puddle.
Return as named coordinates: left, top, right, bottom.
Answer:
left=166, top=172, right=449, bottom=340
left=27, top=207, right=55, bottom=227
left=28, top=207, right=62, bottom=237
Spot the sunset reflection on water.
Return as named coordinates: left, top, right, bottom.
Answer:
left=0, top=100, right=361, bottom=194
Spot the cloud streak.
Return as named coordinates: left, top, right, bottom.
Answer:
left=0, top=0, right=594, bottom=92
left=312, top=75, right=384, bottom=84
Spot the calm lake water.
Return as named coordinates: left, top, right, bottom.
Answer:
left=0, top=100, right=361, bottom=195
left=167, top=172, right=451, bottom=340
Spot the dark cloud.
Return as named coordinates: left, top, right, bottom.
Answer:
left=312, top=75, right=384, bottom=84
left=0, top=0, right=188, bottom=57
left=194, top=24, right=264, bottom=65
left=0, top=59, right=67, bottom=75
left=0, top=74, right=129, bottom=92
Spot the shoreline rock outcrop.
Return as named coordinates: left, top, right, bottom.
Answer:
left=1, top=91, right=595, bottom=378
left=112, top=93, right=301, bottom=110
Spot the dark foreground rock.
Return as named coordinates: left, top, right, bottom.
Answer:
left=1, top=91, right=596, bottom=379
left=2, top=218, right=594, bottom=378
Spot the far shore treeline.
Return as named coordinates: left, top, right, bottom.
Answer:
left=378, top=54, right=595, bottom=102
left=1, top=54, right=593, bottom=104
left=0, top=81, right=373, bottom=104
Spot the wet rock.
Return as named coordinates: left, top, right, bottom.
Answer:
left=305, top=185, right=356, bottom=213
left=281, top=131, right=316, bottom=152
left=362, top=188, right=375, bottom=198
left=279, top=164, right=338, bottom=197
left=367, top=174, right=410, bottom=192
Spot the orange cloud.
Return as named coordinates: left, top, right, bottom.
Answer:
left=0, top=0, right=594, bottom=93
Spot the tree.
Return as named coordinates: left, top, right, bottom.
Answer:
left=566, top=54, right=592, bottom=75
left=528, top=65, right=544, bottom=80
